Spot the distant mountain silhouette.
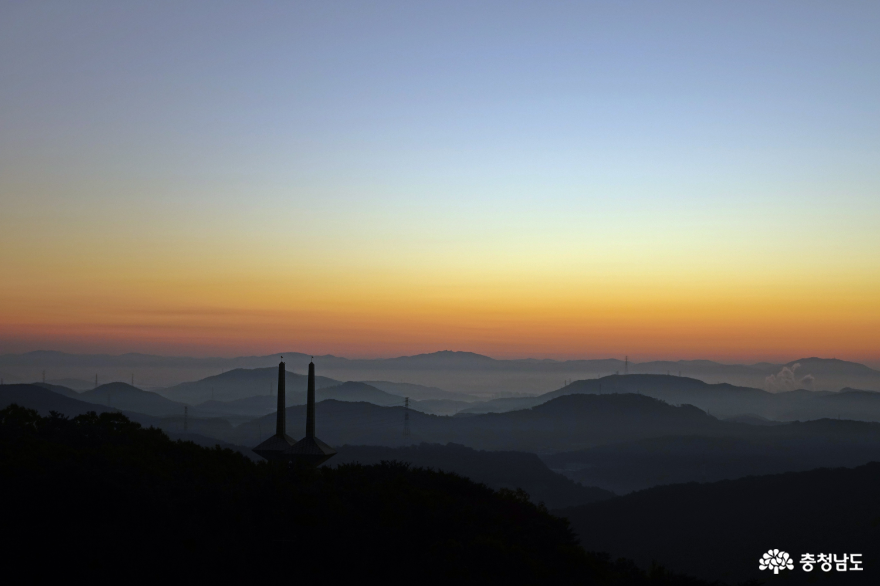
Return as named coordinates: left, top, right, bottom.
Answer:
left=233, top=394, right=738, bottom=452
left=362, top=380, right=480, bottom=402
left=560, top=461, right=880, bottom=584
left=79, top=382, right=189, bottom=417
left=318, top=381, right=404, bottom=406
left=0, top=384, right=235, bottom=441
left=160, top=367, right=339, bottom=403
left=177, top=375, right=466, bottom=418
left=783, top=356, right=879, bottom=375
left=33, top=382, right=81, bottom=398
left=465, top=374, right=880, bottom=422
left=0, top=384, right=110, bottom=417
left=331, top=443, right=614, bottom=509
left=4, top=350, right=879, bottom=394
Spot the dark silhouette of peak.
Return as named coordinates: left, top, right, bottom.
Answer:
left=79, top=382, right=188, bottom=417
left=363, top=380, right=478, bottom=402
left=531, top=374, right=880, bottom=424
left=1, top=384, right=107, bottom=418
left=421, top=350, right=496, bottom=360
left=385, top=350, right=499, bottom=367
left=161, top=367, right=339, bottom=403
left=33, top=382, right=80, bottom=398
left=838, top=387, right=880, bottom=394
left=318, top=381, right=404, bottom=406
left=786, top=356, right=879, bottom=374
left=533, top=391, right=708, bottom=418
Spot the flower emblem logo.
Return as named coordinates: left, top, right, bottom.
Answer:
left=759, top=549, right=794, bottom=574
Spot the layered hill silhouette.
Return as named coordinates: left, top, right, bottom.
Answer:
left=560, top=462, right=880, bottom=584
left=0, top=384, right=235, bottom=442
left=188, top=377, right=467, bottom=418
left=463, top=374, right=880, bottom=423
left=33, top=381, right=81, bottom=398
left=160, top=367, right=340, bottom=403
left=1, top=384, right=114, bottom=418
left=331, top=443, right=614, bottom=509
left=79, top=382, right=189, bottom=417
left=235, top=393, right=739, bottom=451
left=362, top=379, right=480, bottom=402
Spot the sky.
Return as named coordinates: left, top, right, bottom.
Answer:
left=1, top=1, right=879, bottom=363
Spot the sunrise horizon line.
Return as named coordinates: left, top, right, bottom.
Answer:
left=1, top=346, right=875, bottom=367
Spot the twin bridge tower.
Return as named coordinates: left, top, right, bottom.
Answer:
left=253, top=359, right=337, bottom=466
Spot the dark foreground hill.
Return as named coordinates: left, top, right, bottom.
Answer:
left=331, top=443, right=614, bottom=509
left=1, top=406, right=721, bottom=585
left=560, top=463, right=880, bottom=584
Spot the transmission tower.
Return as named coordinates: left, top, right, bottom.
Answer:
left=184, top=406, right=188, bottom=432
left=131, top=373, right=134, bottom=386
left=403, top=397, right=410, bottom=438
left=43, top=370, right=46, bottom=383
left=625, top=356, right=629, bottom=375
left=95, top=373, right=98, bottom=389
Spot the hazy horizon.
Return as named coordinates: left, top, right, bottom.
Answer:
left=2, top=345, right=880, bottom=369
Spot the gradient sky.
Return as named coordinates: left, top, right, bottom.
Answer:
left=1, top=1, right=879, bottom=362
